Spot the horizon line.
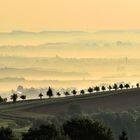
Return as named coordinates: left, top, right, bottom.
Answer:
left=1, top=29, right=140, bottom=34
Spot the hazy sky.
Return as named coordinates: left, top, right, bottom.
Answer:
left=0, top=0, right=140, bottom=31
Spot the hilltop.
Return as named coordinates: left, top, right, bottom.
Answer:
left=0, top=88, right=140, bottom=117
left=0, top=88, right=140, bottom=139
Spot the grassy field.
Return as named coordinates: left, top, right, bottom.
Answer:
left=0, top=88, right=140, bottom=116
left=0, top=88, right=140, bottom=136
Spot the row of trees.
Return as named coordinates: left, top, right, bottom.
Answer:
left=42, top=83, right=139, bottom=98
left=87, top=83, right=131, bottom=94
left=10, top=94, right=26, bottom=103
left=0, top=117, right=128, bottom=140
left=8, top=83, right=140, bottom=103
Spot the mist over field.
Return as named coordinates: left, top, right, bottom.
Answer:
left=0, top=30, right=140, bottom=93
left=1, top=1, right=140, bottom=139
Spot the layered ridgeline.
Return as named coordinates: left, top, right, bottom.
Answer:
left=0, top=30, right=140, bottom=92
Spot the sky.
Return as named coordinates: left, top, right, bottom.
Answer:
left=0, top=0, right=140, bottom=32
left=0, top=0, right=140, bottom=93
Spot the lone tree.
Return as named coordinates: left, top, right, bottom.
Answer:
left=119, top=130, right=128, bottom=140
left=94, top=86, right=100, bottom=92
left=11, top=93, right=18, bottom=103
left=80, top=89, right=85, bottom=95
left=0, top=96, right=3, bottom=103
left=71, top=89, right=77, bottom=96
left=101, top=86, right=106, bottom=92
left=38, top=93, right=43, bottom=99
left=46, top=87, right=53, bottom=98
left=108, top=85, right=112, bottom=91
left=63, top=117, right=114, bottom=140
left=64, top=91, right=70, bottom=97
left=136, top=83, right=139, bottom=88
left=20, top=95, right=26, bottom=100
left=88, top=87, right=93, bottom=94
left=119, top=84, right=124, bottom=90
left=113, top=84, right=118, bottom=90
left=0, top=127, right=17, bottom=140
left=125, top=84, right=130, bottom=89
left=56, top=92, right=61, bottom=97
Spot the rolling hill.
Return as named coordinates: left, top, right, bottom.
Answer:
left=0, top=88, right=140, bottom=117
left=0, top=88, right=140, bottom=138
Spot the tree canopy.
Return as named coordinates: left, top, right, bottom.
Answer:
left=63, top=117, right=114, bottom=140
left=11, top=93, right=18, bottom=103
left=46, top=87, right=53, bottom=98
left=0, top=127, right=18, bottom=140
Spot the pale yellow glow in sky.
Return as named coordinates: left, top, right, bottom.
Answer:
left=0, top=0, right=140, bottom=31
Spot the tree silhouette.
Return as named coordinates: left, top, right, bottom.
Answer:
left=88, top=87, right=93, bottom=94
left=46, top=87, right=53, bottom=98
left=136, top=83, right=139, bottom=88
left=124, top=84, right=130, bottom=89
left=0, top=96, right=7, bottom=103
left=101, top=86, right=106, bottom=92
left=63, top=117, right=114, bottom=140
left=38, top=93, right=43, bottom=99
left=0, top=127, right=17, bottom=140
left=0, top=96, right=3, bottom=103
left=108, top=85, right=112, bottom=91
left=11, top=93, right=18, bottom=103
left=119, top=84, right=124, bottom=90
left=113, top=84, right=118, bottom=90
left=57, top=92, right=61, bottom=97
left=64, top=91, right=70, bottom=97
left=80, top=89, right=85, bottom=95
left=119, top=130, right=128, bottom=140
left=22, top=124, right=58, bottom=140
left=20, top=95, right=26, bottom=100
left=94, top=86, right=100, bottom=92
left=71, top=89, right=77, bottom=96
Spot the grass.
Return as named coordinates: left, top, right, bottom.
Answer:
left=0, top=88, right=140, bottom=128
left=0, top=88, right=140, bottom=138
left=0, top=88, right=138, bottom=112
left=13, top=125, right=31, bottom=133
left=0, top=119, right=15, bottom=127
